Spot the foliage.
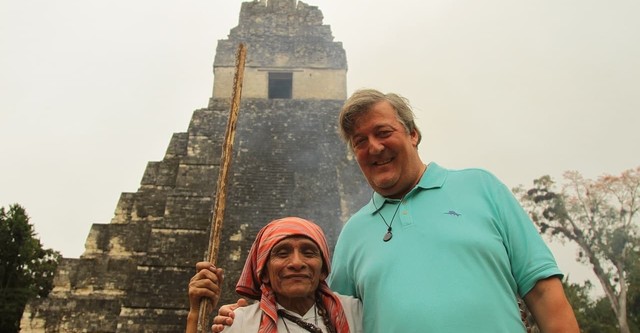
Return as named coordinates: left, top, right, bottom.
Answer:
left=517, top=167, right=640, bottom=333
left=626, top=254, right=640, bottom=332
left=564, top=280, right=619, bottom=333
left=0, top=204, right=61, bottom=333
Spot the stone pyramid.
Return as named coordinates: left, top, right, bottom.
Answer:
left=20, top=1, right=369, bottom=331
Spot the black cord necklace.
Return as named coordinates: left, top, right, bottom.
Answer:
left=278, top=307, right=322, bottom=333
left=372, top=193, right=403, bottom=242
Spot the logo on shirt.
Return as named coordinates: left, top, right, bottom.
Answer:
left=444, top=210, right=461, bottom=217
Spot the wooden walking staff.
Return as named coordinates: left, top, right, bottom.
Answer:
left=197, top=43, right=247, bottom=333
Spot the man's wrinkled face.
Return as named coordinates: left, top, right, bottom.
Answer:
left=263, top=236, right=326, bottom=304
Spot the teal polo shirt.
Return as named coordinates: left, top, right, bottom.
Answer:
left=329, top=162, right=561, bottom=333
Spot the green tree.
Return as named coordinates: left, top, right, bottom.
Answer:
left=626, top=253, right=640, bottom=332
left=563, top=279, right=619, bottom=333
left=523, top=278, right=619, bottom=332
left=517, top=167, right=640, bottom=333
left=0, top=204, right=61, bottom=333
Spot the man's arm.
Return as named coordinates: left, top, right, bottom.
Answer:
left=523, top=276, right=579, bottom=333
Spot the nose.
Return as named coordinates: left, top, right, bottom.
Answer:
left=287, top=251, right=307, bottom=270
left=368, top=138, right=384, bottom=155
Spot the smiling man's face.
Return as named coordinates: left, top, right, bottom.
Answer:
left=350, top=100, right=422, bottom=198
left=263, top=236, right=326, bottom=308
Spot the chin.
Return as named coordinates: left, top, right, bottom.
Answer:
left=282, top=290, right=313, bottom=298
left=373, top=182, right=397, bottom=193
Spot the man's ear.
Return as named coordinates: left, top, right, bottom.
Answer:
left=261, top=269, right=269, bottom=284
left=410, top=128, right=419, bottom=147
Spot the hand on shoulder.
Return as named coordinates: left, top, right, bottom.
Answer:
left=211, top=298, right=250, bottom=332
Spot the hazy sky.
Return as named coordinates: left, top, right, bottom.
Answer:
left=1, top=0, right=639, bottom=295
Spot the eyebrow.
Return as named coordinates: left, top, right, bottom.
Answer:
left=355, top=123, right=396, bottom=134
left=271, top=241, right=320, bottom=252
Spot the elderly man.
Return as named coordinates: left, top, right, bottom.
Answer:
left=186, top=217, right=362, bottom=333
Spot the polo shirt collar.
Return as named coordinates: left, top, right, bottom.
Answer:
left=367, top=162, right=448, bottom=214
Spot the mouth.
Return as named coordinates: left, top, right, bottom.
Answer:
left=283, top=274, right=311, bottom=279
left=373, top=157, right=393, bottom=166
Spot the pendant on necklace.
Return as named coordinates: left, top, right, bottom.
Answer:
left=372, top=192, right=402, bottom=243
left=383, top=229, right=393, bottom=242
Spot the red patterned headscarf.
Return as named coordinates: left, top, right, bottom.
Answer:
left=235, top=217, right=350, bottom=333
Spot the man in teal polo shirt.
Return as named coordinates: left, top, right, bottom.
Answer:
left=212, top=89, right=579, bottom=332
left=329, top=88, right=579, bottom=332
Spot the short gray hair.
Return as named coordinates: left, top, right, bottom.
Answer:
left=338, top=89, right=422, bottom=146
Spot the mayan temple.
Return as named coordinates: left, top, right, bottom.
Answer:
left=19, top=0, right=369, bottom=331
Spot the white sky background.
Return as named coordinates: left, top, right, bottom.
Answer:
left=1, top=0, right=639, bottom=297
